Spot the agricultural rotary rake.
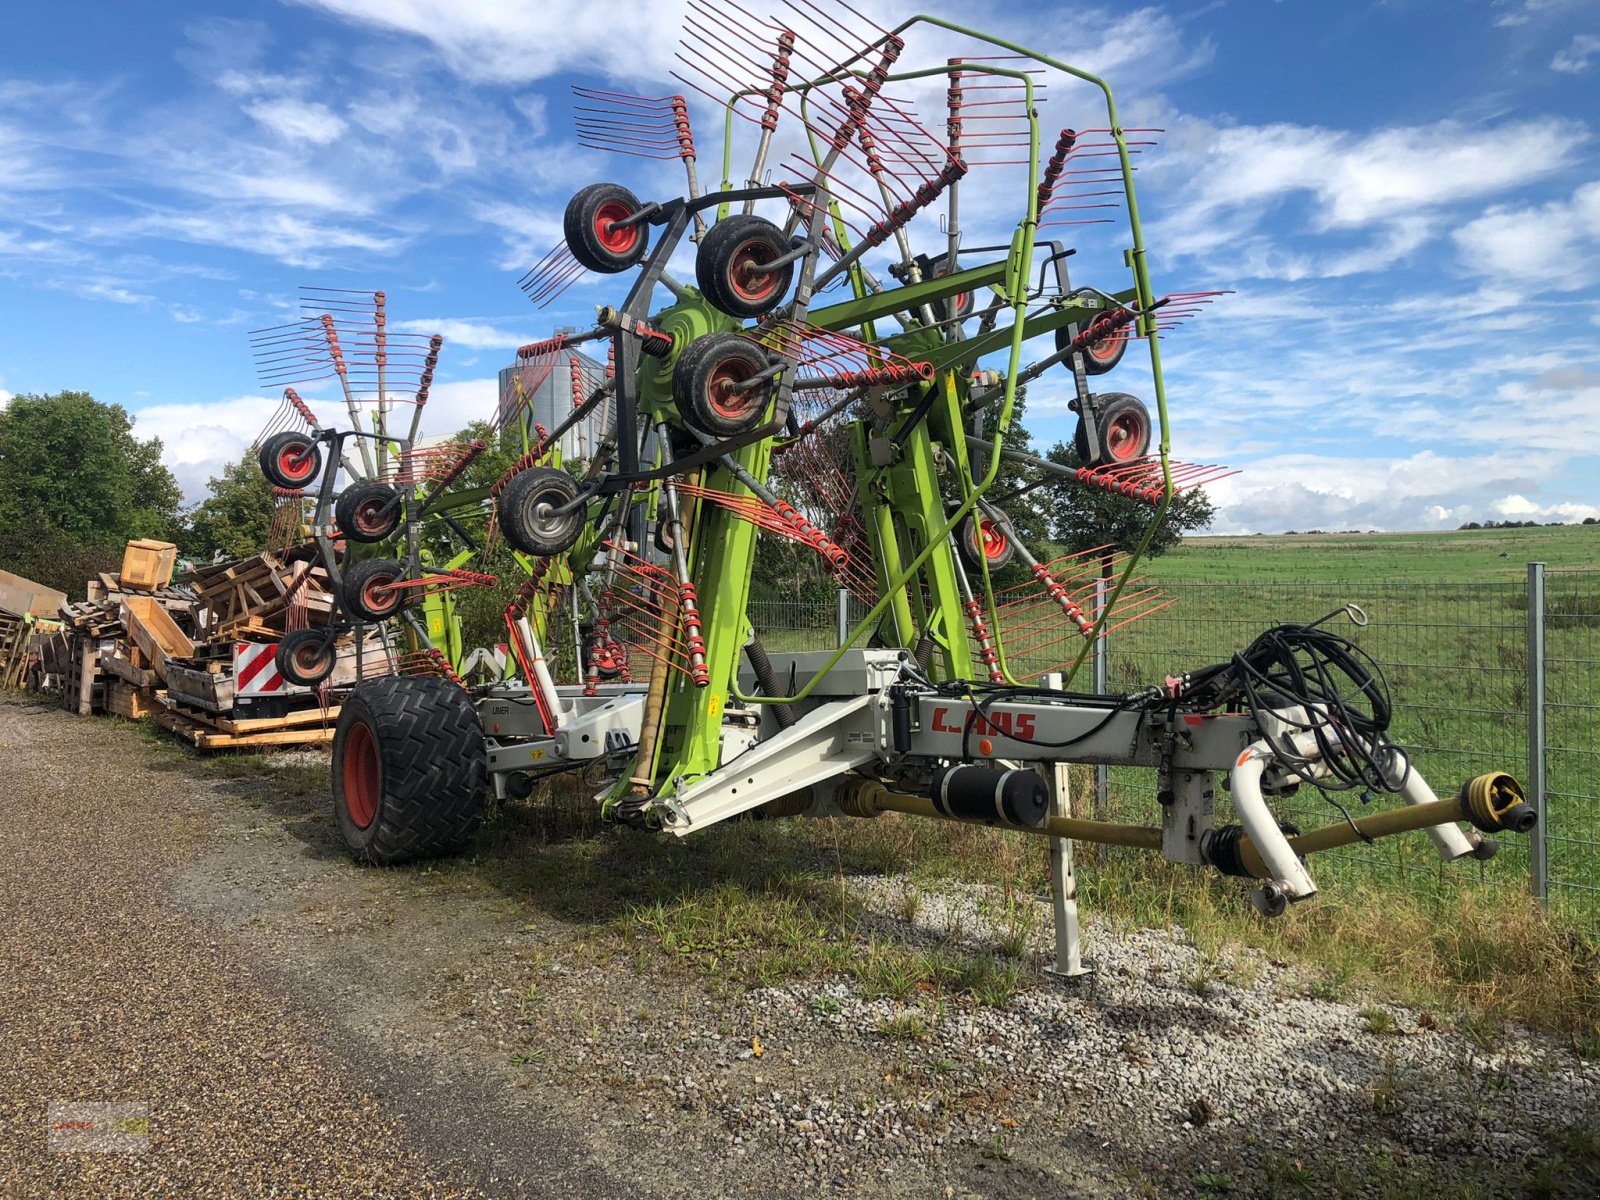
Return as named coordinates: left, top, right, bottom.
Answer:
left=254, top=4, right=1534, bottom=936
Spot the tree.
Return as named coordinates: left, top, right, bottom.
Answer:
left=0, top=391, right=183, bottom=597
left=0, top=391, right=181, bottom=542
left=184, top=455, right=278, bottom=561
left=1040, top=440, right=1215, bottom=557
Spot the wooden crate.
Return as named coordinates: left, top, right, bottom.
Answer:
left=121, top=540, right=179, bottom=591
left=107, top=681, right=155, bottom=720
left=122, top=595, right=195, bottom=681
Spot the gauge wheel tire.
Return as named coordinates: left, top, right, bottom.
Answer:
left=956, top=512, right=1016, bottom=573
left=1056, top=313, right=1130, bottom=376
left=1074, top=392, right=1152, bottom=467
left=342, top=557, right=409, bottom=622
left=335, top=480, right=402, bottom=544
left=564, top=182, right=650, bottom=274
left=276, top=628, right=338, bottom=687
left=332, top=675, right=487, bottom=865
left=497, top=467, right=586, bottom=557
left=259, top=430, right=323, bottom=490
left=696, top=215, right=795, bottom=318
left=677, top=332, right=775, bottom=439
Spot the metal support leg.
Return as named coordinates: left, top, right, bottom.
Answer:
left=1041, top=674, right=1090, bottom=980
left=1043, top=760, right=1091, bottom=980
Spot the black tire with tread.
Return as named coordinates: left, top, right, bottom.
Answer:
left=564, top=182, right=650, bottom=274
left=955, top=511, right=1016, bottom=573
left=342, top=557, right=408, bottom=621
left=696, top=215, right=794, bottom=318
left=675, top=332, right=774, bottom=438
left=1073, top=392, right=1151, bottom=466
left=335, top=480, right=402, bottom=544
left=1056, top=314, right=1129, bottom=376
left=332, top=676, right=487, bottom=865
left=259, top=430, right=323, bottom=490
left=497, top=467, right=586, bottom=557
left=277, top=628, right=338, bottom=686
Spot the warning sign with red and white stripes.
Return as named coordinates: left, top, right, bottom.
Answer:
left=234, top=641, right=310, bottom=697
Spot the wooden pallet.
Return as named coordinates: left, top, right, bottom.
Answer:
left=151, top=697, right=340, bottom=751
left=107, top=681, right=155, bottom=720
left=190, top=551, right=333, bottom=638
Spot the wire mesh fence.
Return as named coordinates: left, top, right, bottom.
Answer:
left=745, top=567, right=1600, bottom=936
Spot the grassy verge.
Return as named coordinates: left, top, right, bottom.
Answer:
left=45, top=692, right=1596, bottom=1048
left=454, top=767, right=1600, bottom=1046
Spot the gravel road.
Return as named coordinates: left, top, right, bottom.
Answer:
left=1, top=696, right=1595, bottom=1199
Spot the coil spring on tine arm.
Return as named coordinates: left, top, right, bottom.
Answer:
left=1037, top=128, right=1078, bottom=213
left=1033, top=562, right=1093, bottom=634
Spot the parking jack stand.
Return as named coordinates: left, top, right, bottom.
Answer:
left=1040, top=706, right=1092, bottom=981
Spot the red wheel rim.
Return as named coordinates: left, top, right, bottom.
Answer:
left=594, top=201, right=639, bottom=254
left=1104, top=411, right=1146, bottom=461
left=1087, top=321, right=1126, bottom=362
left=343, top=721, right=379, bottom=829
left=707, top=359, right=761, bottom=420
left=278, top=443, right=315, bottom=483
left=728, top=238, right=780, bottom=302
left=293, top=641, right=329, bottom=678
left=979, top=518, right=1008, bottom=560
left=362, top=575, right=399, bottom=613
left=355, top=497, right=391, bottom=536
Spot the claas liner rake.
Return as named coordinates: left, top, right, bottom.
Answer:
left=261, top=6, right=1535, bottom=933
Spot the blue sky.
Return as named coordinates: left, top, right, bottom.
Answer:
left=1, top=0, right=1597, bottom=533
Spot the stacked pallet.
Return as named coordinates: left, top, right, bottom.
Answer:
left=60, top=592, right=129, bottom=716
left=189, top=551, right=333, bottom=640
left=0, top=607, right=33, bottom=690
left=54, top=539, right=357, bottom=751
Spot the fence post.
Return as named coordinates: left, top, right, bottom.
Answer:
left=837, top=589, right=849, bottom=649
left=1093, top=559, right=1111, bottom=830
left=1527, top=561, right=1549, bottom=903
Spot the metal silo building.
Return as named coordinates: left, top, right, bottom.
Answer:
left=497, top=334, right=612, bottom=464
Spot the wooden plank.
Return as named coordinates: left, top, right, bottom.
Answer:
left=216, top=705, right=340, bottom=734
left=195, top=725, right=337, bottom=750
left=150, top=706, right=205, bottom=747
left=165, top=663, right=236, bottom=713
left=99, top=651, right=157, bottom=688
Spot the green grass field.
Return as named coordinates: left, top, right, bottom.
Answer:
left=754, top=524, right=1599, bottom=931
left=1098, top=528, right=1597, bottom=930
left=745, top=524, right=1600, bottom=1035
left=1147, top=523, right=1598, bottom=583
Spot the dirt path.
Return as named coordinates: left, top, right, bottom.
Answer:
left=2, top=697, right=1595, bottom=1199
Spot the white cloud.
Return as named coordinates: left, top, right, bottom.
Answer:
left=1201, top=450, right=1558, bottom=534
left=1492, top=493, right=1600, bottom=521
left=244, top=98, right=348, bottom=144
left=394, top=318, right=533, bottom=351
left=1453, top=180, right=1600, bottom=290
left=129, top=376, right=504, bottom=505
left=170, top=304, right=203, bottom=323
left=1153, top=117, right=1588, bottom=278
left=1552, top=33, right=1600, bottom=73
left=0, top=389, right=12, bottom=410
left=131, top=395, right=282, bottom=502
left=62, top=279, right=153, bottom=305
left=410, top=376, right=500, bottom=434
